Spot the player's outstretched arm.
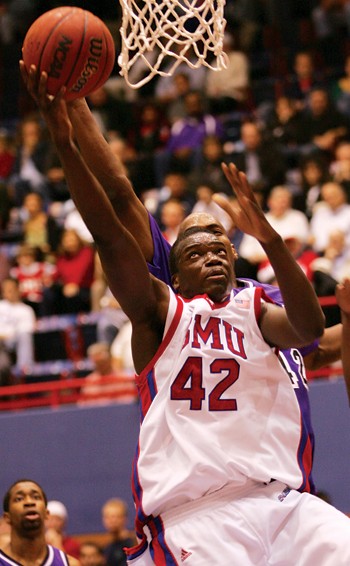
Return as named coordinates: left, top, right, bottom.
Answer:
left=66, top=97, right=154, bottom=260
left=335, top=278, right=350, bottom=405
left=215, top=163, right=325, bottom=347
left=20, top=63, right=168, bottom=372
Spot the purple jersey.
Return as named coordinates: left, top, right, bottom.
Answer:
left=0, top=545, right=69, bottom=566
left=148, top=212, right=317, bottom=493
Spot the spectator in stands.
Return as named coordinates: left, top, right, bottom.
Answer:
left=160, top=198, right=186, bottom=245
left=87, top=85, right=134, bottom=140
left=257, top=235, right=318, bottom=286
left=190, top=184, right=233, bottom=234
left=188, top=134, right=231, bottom=195
left=238, top=185, right=310, bottom=278
left=21, top=191, right=62, bottom=259
left=45, top=500, right=80, bottom=560
left=295, top=87, right=350, bottom=158
left=143, top=171, right=195, bottom=224
left=10, top=243, right=57, bottom=317
left=91, top=253, right=129, bottom=345
left=156, top=90, right=224, bottom=183
left=263, top=96, right=305, bottom=168
left=336, top=277, right=350, bottom=405
left=329, top=140, right=350, bottom=198
left=79, top=342, right=137, bottom=405
left=311, top=0, right=350, bottom=69
left=165, top=73, right=192, bottom=125
left=0, top=129, right=15, bottom=182
left=1, top=480, right=80, bottom=566
left=47, top=228, right=95, bottom=315
left=309, top=181, right=350, bottom=254
left=101, top=498, right=136, bottom=566
left=293, top=154, right=331, bottom=217
left=110, top=321, right=134, bottom=374
left=8, top=114, right=49, bottom=207
left=0, top=277, right=35, bottom=369
left=79, top=541, right=106, bottom=566
left=228, top=120, right=288, bottom=206
left=311, top=229, right=350, bottom=296
left=129, top=101, right=170, bottom=190
left=63, top=201, right=94, bottom=244
left=154, top=46, right=207, bottom=104
left=283, top=51, right=325, bottom=110
left=205, top=31, right=251, bottom=115
left=330, top=53, right=350, bottom=117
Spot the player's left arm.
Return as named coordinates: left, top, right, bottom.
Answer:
left=335, top=278, right=350, bottom=405
left=302, top=324, right=342, bottom=370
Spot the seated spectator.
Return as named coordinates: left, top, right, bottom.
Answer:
left=312, top=229, right=350, bottom=296
left=330, top=53, right=350, bottom=117
left=0, top=129, right=15, bottom=182
left=10, top=243, right=57, bottom=317
left=79, top=342, right=137, bottom=405
left=165, top=72, right=192, bottom=125
left=188, top=134, right=231, bottom=195
left=309, top=181, right=350, bottom=254
left=21, top=192, right=63, bottom=259
left=263, top=96, right=305, bottom=168
left=293, top=154, right=331, bottom=217
left=190, top=184, right=233, bottom=233
left=329, top=140, right=350, bottom=198
left=90, top=253, right=129, bottom=344
left=101, top=498, right=136, bottom=566
left=87, top=85, right=134, bottom=140
left=257, top=235, right=318, bottom=286
left=45, top=500, right=80, bottom=560
left=160, top=198, right=186, bottom=245
left=228, top=120, right=288, bottom=206
left=8, top=114, right=49, bottom=207
left=238, top=185, right=310, bottom=277
left=295, top=87, right=350, bottom=158
left=156, top=90, right=224, bottom=183
left=0, top=277, right=35, bottom=369
left=79, top=541, right=106, bottom=566
left=64, top=201, right=94, bottom=244
left=282, top=51, right=325, bottom=111
left=205, top=31, right=250, bottom=115
left=143, top=171, right=195, bottom=223
left=47, top=228, right=95, bottom=315
left=111, top=320, right=134, bottom=374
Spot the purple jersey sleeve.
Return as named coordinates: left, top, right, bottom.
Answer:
left=148, top=213, right=172, bottom=285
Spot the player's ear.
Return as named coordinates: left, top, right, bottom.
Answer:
left=171, top=274, right=180, bottom=292
left=231, top=244, right=239, bottom=260
left=3, top=512, right=11, bottom=526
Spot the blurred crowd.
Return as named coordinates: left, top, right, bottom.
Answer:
left=1, top=0, right=350, bottom=377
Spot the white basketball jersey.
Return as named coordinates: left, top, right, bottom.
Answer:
left=133, top=286, right=304, bottom=523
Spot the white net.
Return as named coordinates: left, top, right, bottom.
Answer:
left=118, top=0, right=227, bottom=89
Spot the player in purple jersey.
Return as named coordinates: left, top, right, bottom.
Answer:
left=0, top=480, right=80, bottom=566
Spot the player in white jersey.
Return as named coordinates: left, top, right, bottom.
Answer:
left=21, top=69, right=350, bottom=565
left=0, top=480, right=80, bottom=566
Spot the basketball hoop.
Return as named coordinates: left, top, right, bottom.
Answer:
left=118, top=0, right=228, bottom=89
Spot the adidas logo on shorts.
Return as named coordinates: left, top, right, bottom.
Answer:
left=181, top=548, right=192, bottom=562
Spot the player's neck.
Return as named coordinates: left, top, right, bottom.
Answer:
left=6, top=534, right=48, bottom=566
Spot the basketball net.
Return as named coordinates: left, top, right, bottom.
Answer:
left=118, top=0, right=228, bottom=89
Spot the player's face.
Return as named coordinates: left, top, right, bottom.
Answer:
left=173, top=232, right=235, bottom=302
left=4, top=481, right=48, bottom=535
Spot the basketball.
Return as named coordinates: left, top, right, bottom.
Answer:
left=22, top=6, right=115, bottom=101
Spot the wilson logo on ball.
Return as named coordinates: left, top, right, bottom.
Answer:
left=71, top=38, right=103, bottom=93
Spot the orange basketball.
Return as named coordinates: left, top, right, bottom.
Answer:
left=22, top=6, right=115, bottom=101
